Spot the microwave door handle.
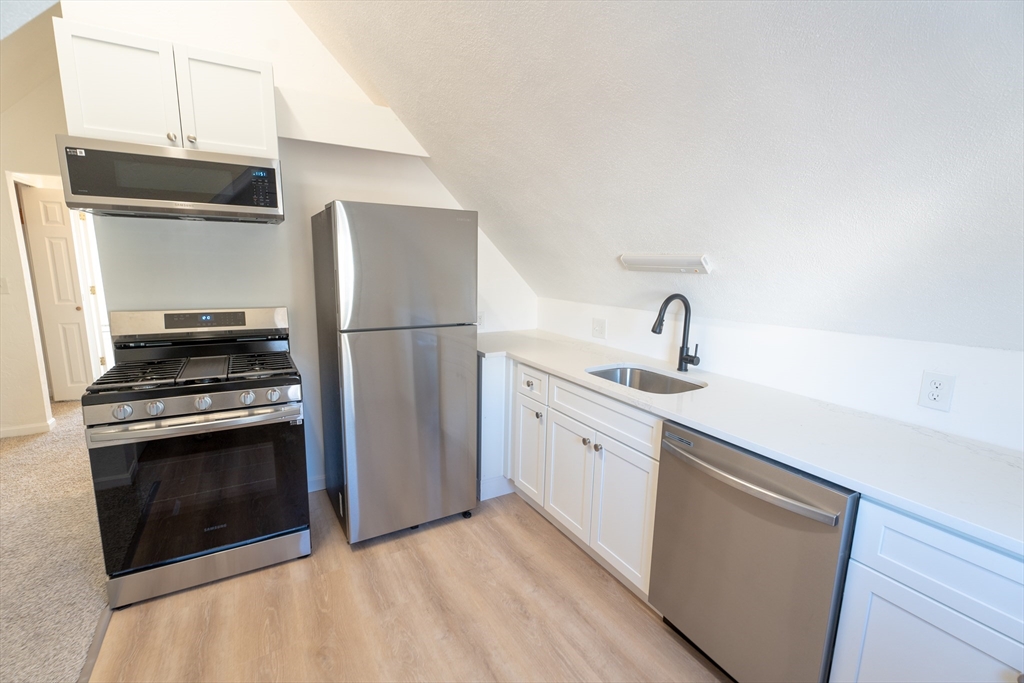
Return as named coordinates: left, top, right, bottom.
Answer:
left=661, top=439, right=840, bottom=526
left=87, top=404, right=302, bottom=448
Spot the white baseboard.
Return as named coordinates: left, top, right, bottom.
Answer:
left=480, top=475, right=515, bottom=501
left=0, top=417, right=55, bottom=439
left=307, top=475, right=326, bottom=493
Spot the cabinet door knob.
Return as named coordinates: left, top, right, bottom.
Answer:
left=186, top=134, right=197, bottom=143
left=535, top=411, right=542, bottom=419
left=526, top=380, right=534, bottom=388
left=582, top=437, right=591, bottom=446
left=594, top=443, right=603, bottom=452
left=167, top=132, right=177, bottom=142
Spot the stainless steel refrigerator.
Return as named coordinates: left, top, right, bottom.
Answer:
left=311, top=200, right=478, bottom=543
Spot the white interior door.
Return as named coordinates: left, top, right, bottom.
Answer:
left=22, top=187, right=98, bottom=400
left=53, top=18, right=182, bottom=147
left=174, top=45, right=278, bottom=157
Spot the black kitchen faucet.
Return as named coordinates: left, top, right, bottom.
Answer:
left=651, top=293, right=701, bottom=372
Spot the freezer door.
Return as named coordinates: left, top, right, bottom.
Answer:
left=333, top=200, right=477, bottom=330
left=339, top=325, right=478, bottom=542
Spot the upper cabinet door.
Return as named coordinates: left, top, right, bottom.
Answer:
left=174, top=46, right=278, bottom=158
left=53, top=19, right=182, bottom=147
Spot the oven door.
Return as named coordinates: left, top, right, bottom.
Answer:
left=86, top=403, right=308, bottom=577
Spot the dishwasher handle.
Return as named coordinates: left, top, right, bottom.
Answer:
left=662, top=439, right=840, bottom=526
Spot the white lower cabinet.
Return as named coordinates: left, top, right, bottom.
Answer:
left=590, top=435, right=659, bottom=593
left=509, top=364, right=660, bottom=593
left=512, top=392, right=547, bottom=506
left=831, top=561, right=1024, bottom=682
left=544, top=410, right=596, bottom=543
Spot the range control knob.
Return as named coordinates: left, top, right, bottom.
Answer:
left=239, top=390, right=256, bottom=405
left=146, top=400, right=165, bottom=417
left=266, top=388, right=281, bottom=402
left=194, top=395, right=213, bottom=411
left=111, top=404, right=133, bottom=420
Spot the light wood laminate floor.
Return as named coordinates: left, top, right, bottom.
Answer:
left=91, top=491, right=726, bottom=682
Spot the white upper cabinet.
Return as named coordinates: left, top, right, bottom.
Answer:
left=174, top=46, right=278, bottom=157
left=54, top=19, right=182, bottom=147
left=54, top=19, right=278, bottom=157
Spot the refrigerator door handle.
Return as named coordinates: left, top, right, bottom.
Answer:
left=662, top=439, right=840, bottom=526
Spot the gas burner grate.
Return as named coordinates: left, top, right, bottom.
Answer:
left=227, top=352, right=297, bottom=379
left=88, top=359, right=186, bottom=391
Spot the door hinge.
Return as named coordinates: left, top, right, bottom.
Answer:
left=89, top=285, right=96, bottom=295
left=99, top=356, right=107, bottom=366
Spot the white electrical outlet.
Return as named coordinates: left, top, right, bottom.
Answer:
left=592, top=317, right=607, bottom=339
left=477, top=311, right=485, bottom=327
left=918, top=371, right=955, bottom=412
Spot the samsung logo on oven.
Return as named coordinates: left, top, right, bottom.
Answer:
left=204, top=524, right=227, bottom=532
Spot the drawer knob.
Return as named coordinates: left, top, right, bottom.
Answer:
left=526, top=380, right=534, bottom=388
left=535, top=411, right=542, bottom=419
left=582, top=437, right=591, bottom=446
left=594, top=443, right=603, bottom=452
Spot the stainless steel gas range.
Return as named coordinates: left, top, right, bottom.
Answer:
left=82, top=307, right=309, bottom=608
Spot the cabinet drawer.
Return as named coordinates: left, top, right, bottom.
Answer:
left=549, top=378, right=660, bottom=458
left=515, top=363, right=549, bottom=403
left=852, top=499, right=1024, bottom=643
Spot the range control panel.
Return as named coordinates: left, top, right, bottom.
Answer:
left=164, top=311, right=246, bottom=329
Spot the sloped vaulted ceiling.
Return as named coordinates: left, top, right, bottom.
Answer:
left=290, top=1, right=1024, bottom=351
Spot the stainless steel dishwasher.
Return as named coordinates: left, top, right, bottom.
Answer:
left=649, top=421, right=858, bottom=683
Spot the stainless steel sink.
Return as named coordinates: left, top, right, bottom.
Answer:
left=586, top=366, right=705, bottom=394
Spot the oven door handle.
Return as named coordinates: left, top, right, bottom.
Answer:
left=87, top=404, right=303, bottom=448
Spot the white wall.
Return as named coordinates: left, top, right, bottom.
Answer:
left=0, top=74, right=65, bottom=437
left=293, top=1, right=1024, bottom=353
left=95, top=138, right=535, bottom=490
left=539, top=298, right=1024, bottom=451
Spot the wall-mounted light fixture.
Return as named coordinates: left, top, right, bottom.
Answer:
left=619, top=253, right=712, bottom=274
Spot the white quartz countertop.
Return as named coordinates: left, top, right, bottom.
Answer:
left=479, top=330, right=1024, bottom=557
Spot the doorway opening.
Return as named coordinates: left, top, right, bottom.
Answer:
left=14, top=175, right=111, bottom=401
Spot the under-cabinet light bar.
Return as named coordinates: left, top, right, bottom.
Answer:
left=619, top=253, right=712, bottom=274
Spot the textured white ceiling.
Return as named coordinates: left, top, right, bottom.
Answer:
left=291, top=1, right=1024, bottom=351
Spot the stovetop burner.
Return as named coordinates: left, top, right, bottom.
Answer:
left=88, top=359, right=188, bottom=391
left=228, top=352, right=297, bottom=380
left=87, top=352, right=298, bottom=394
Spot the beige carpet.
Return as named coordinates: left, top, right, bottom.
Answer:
left=1, top=401, right=106, bottom=683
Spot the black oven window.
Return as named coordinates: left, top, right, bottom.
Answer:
left=89, top=420, right=308, bottom=576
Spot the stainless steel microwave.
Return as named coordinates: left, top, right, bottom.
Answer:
left=56, top=135, right=284, bottom=224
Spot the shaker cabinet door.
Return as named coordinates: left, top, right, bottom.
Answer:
left=590, top=435, right=659, bottom=592
left=174, top=46, right=278, bottom=157
left=830, top=561, right=1024, bottom=683
left=544, top=410, right=596, bottom=544
left=54, top=19, right=182, bottom=147
left=512, top=393, right=547, bottom=506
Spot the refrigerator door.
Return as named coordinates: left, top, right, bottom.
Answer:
left=339, top=324, right=478, bottom=542
left=333, top=200, right=478, bottom=330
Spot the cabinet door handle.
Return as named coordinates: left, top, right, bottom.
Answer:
left=187, top=134, right=197, bottom=143
left=166, top=132, right=177, bottom=142
left=582, top=437, right=591, bottom=446
left=526, top=380, right=534, bottom=388
left=534, top=411, right=542, bottom=419
left=594, top=443, right=603, bottom=452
